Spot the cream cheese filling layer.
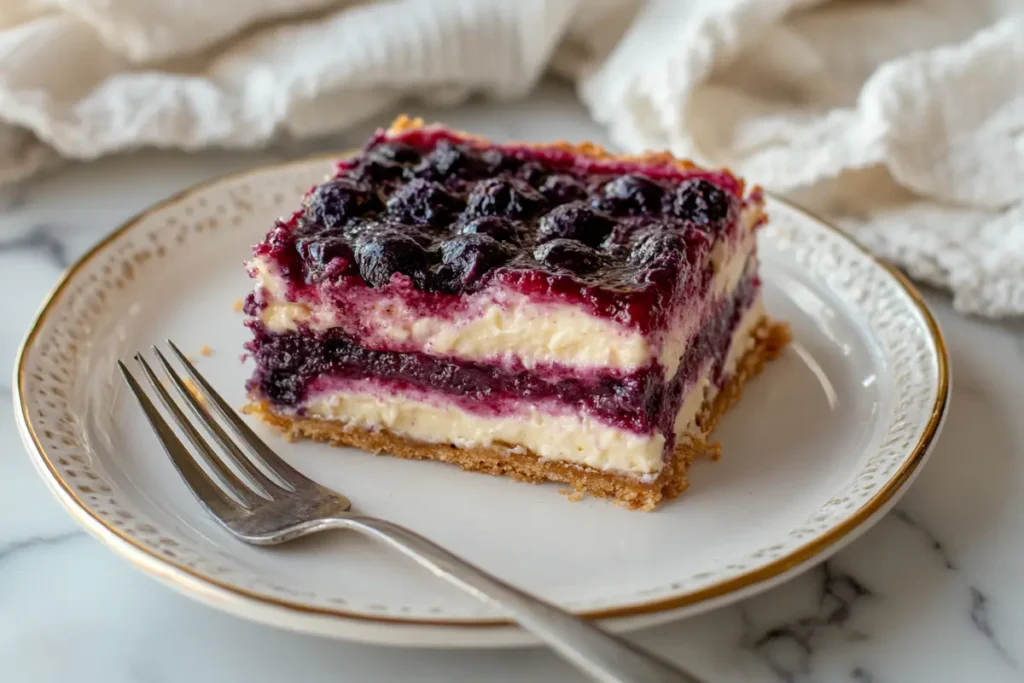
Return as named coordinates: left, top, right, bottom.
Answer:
left=303, top=389, right=668, bottom=476
left=295, top=294, right=765, bottom=477
left=252, top=205, right=761, bottom=372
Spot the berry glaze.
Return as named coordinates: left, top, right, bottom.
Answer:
left=246, top=122, right=767, bottom=450
left=250, top=124, right=756, bottom=335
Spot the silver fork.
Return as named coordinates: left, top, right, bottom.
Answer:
left=119, top=341, right=703, bottom=683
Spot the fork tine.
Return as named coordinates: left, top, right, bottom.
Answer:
left=166, top=340, right=310, bottom=491
left=133, top=354, right=259, bottom=510
left=152, top=346, right=285, bottom=500
left=118, top=361, right=241, bottom=519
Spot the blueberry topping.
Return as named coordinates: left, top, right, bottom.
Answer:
left=354, top=231, right=429, bottom=287
left=517, top=162, right=548, bottom=186
left=296, top=233, right=354, bottom=279
left=683, top=226, right=713, bottom=261
left=305, top=178, right=380, bottom=228
left=481, top=148, right=522, bottom=175
left=260, top=220, right=303, bottom=277
left=465, top=178, right=546, bottom=219
left=352, top=158, right=407, bottom=184
left=600, top=220, right=643, bottom=255
left=371, top=142, right=421, bottom=165
left=260, top=132, right=737, bottom=309
left=339, top=216, right=434, bottom=251
left=534, top=239, right=604, bottom=275
left=539, top=174, right=587, bottom=203
left=628, top=230, right=688, bottom=270
left=341, top=217, right=386, bottom=243
left=457, top=216, right=521, bottom=243
left=595, top=174, right=665, bottom=215
left=386, top=178, right=465, bottom=225
left=432, top=233, right=513, bottom=292
left=670, top=178, right=733, bottom=224
left=537, top=202, right=615, bottom=247
left=415, top=139, right=485, bottom=180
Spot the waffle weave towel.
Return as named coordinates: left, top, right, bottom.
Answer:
left=0, top=0, right=1021, bottom=315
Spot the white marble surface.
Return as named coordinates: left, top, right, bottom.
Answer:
left=3, top=83, right=1024, bottom=683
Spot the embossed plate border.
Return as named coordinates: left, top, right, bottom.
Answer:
left=14, top=155, right=949, bottom=644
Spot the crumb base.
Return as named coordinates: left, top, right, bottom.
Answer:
left=246, top=318, right=792, bottom=511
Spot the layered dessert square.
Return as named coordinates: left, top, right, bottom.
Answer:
left=243, top=116, right=790, bottom=510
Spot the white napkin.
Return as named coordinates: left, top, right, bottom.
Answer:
left=1, top=0, right=1021, bottom=316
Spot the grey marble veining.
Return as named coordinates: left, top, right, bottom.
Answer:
left=970, top=587, right=1017, bottom=668
left=0, top=224, right=71, bottom=269
left=891, top=509, right=957, bottom=570
left=0, top=530, right=85, bottom=568
left=737, top=562, right=875, bottom=682
left=2, top=83, right=1024, bottom=683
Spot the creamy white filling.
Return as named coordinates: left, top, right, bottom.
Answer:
left=252, top=205, right=761, bottom=372
left=296, top=294, right=765, bottom=477
left=722, top=295, right=765, bottom=378
left=357, top=292, right=651, bottom=370
left=304, top=389, right=667, bottom=475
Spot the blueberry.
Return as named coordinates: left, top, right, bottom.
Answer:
left=296, top=233, right=354, bottom=279
left=539, top=174, right=587, bottom=203
left=457, top=216, right=521, bottom=244
left=305, top=178, right=380, bottom=228
left=351, top=158, right=406, bottom=184
left=433, top=234, right=513, bottom=292
left=595, top=174, right=665, bottom=215
left=517, top=162, right=548, bottom=186
left=386, top=178, right=465, bottom=226
left=354, top=221, right=434, bottom=249
left=262, top=372, right=303, bottom=406
left=355, top=232, right=429, bottom=287
left=403, top=225, right=442, bottom=249
left=534, top=238, right=604, bottom=275
left=414, top=140, right=485, bottom=180
left=371, top=142, right=421, bottom=165
left=628, top=230, right=688, bottom=270
left=537, top=202, right=615, bottom=247
left=481, top=148, right=523, bottom=175
left=342, top=217, right=387, bottom=244
left=670, top=179, right=733, bottom=224
left=600, top=220, right=643, bottom=256
left=465, top=178, right=546, bottom=219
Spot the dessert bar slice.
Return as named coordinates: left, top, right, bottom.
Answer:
left=243, top=116, right=790, bottom=510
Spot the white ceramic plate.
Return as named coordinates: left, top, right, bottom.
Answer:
left=15, top=157, right=949, bottom=647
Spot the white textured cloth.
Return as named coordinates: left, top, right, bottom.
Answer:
left=0, top=0, right=1021, bottom=316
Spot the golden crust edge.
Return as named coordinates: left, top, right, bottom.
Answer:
left=244, top=318, right=792, bottom=511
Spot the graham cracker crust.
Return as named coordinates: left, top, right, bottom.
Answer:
left=246, top=318, right=791, bottom=511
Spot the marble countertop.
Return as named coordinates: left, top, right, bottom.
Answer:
left=3, top=83, right=1023, bottom=683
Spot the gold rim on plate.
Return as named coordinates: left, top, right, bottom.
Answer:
left=14, top=154, right=950, bottom=628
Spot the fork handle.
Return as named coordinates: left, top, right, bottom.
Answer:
left=331, top=515, right=702, bottom=683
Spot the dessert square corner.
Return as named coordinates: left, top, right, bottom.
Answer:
left=241, top=116, right=791, bottom=510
